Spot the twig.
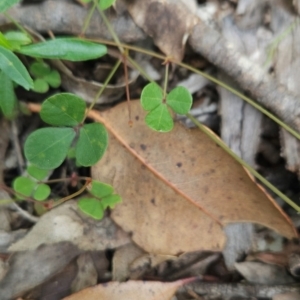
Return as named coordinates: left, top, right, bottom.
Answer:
left=178, top=282, right=300, bottom=299
left=9, top=202, right=39, bottom=223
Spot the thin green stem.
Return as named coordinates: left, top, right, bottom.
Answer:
left=83, top=59, right=121, bottom=121
left=81, top=2, right=97, bottom=36
left=186, top=113, right=300, bottom=212
left=89, top=38, right=300, bottom=141
left=163, top=62, right=169, bottom=99
left=94, top=1, right=124, bottom=53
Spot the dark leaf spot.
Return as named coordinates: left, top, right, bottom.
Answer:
left=176, top=162, right=182, bottom=168
left=140, top=144, right=147, bottom=151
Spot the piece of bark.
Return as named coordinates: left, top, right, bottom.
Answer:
left=270, top=3, right=300, bottom=176
left=0, top=0, right=145, bottom=42
left=178, top=282, right=300, bottom=299
left=189, top=18, right=300, bottom=134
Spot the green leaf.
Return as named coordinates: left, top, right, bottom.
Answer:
left=27, top=165, right=49, bottom=180
left=78, top=197, right=104, bottom=220
left=4, top=31, right=31, bottom=50
left=19, top=38, right=107, bottom=61
left=141, top=82, right=163, bottom=111
left=0, top=71, right=16, bottom=117
left=166, top=86, right=192, bottom=114
left=40, top=93, right=86, bottom=126
left=75, top=123, right=108, bottom=166
left=101, top=194, right=121, bottom=209
left=13, top=176, right=35, bottom=199
left=145, top=104, right=173, bottom=132
left=0, top=0, right=21, bottom=13
left=98, top=0, right=116, bottom=10
left=29, top=62, right=51, bottom=77
left=33, top=78, right=49, bottom=93
left=0, top=32, right=12, bottom=49
left=24, top=127, right=76, bottom=169
left=44, top=70, right=61, bottom=88
left=89, top=181, right=113, bottom=198
left=0, top=46, right=33, bottom=90
left=33, top=183, right=51, bottom=201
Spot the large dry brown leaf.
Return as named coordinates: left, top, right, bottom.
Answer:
left=63, top=279, right=191, bottom=300
left=90, top=101, right=296, bottom=255
left=122, top=0, right=198, bottom=61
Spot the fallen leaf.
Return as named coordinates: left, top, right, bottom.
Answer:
left=63, top=278, right=193, bottom=300
left=8, top=201, right=130, bottom=252
left=0, top=242, right=80, bottom=300
left=90, top=101, right=296, bottom=255
left=122, top=0, right=199, bottom=61
left=235, top=261, right=295, bottom=285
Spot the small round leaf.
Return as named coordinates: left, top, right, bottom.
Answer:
left=78, top=197, right=104, bottom=220
left=166, top=86, right=193, bottom=114
left=27, top=165, right=49, bottom=180
left=40, top=93, right=86, bottom=126
left=29, top=62, right=51, bottom=77
left=13, top=176, right=35, bottom=199
left=33, top=78, right=49, bottom=93
left=141, top=82, right=163, bottom=111
left=44, top=70, right=61, bottom=88
left=24, top=127, right=76, bottom=169
left=75, top=123, right=108, bottom=166
left=101, top=194, right=121, bottom=209
left=89, top=181, right=113, bottom=198
left=33, top=183, right=51, bottom=201
left=99, top=0, right=116, bottom=10
left=145, top=104, right=174, bottom=132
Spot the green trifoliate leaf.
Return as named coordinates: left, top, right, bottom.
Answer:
left=40, top=93, right=86, bottom=126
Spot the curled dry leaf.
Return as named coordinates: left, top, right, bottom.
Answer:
left=122, top=0, right=199, bottom=61
left=63, top=278, right=193, bottom=300
left=91, top=101, right=296, bottom=255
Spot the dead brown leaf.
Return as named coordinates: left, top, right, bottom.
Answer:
left=122, top=0, right=199, bottom=61
left=63, top=278, right=192, bottom=300
left=90, top=101, right=296, bottom=255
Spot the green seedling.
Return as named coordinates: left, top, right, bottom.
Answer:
left=13, top=165, right=51, bottom=201
left=141, top=83, right=192, bottom=132
left=24, top=93, right=108, bottom=169
left=78, top=180, right=121, bottom=219
left=29, top=61, right=61, bottom=93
